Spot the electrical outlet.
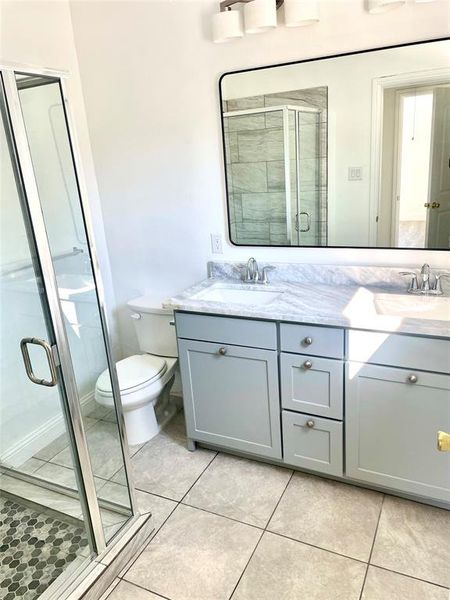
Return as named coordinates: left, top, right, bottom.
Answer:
left=348, top=167, right=363, bottom=181
left=211, top=233, right=223, bottom=254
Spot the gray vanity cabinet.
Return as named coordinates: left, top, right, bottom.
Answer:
left=176, top=310, right=449, bottom=505
left=177, top=338, right=282, bottom=459
left=346, top=363, right=450, bottom=502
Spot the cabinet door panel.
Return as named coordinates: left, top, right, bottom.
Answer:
left=282, top=411, right=343, bottom=476
left=178, top=339, right=281, bottom=459
left=281, top=353, right=343, bottom=419
left=346, top=363, right=450, bottom=502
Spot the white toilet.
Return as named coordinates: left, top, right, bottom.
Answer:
left=95, top=294, right=178, bottom=446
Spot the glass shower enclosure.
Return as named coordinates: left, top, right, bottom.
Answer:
left=0, top=67, right=135, bottom=599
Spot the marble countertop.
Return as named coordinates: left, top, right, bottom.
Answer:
left=164, top=278, right=450, bottom=339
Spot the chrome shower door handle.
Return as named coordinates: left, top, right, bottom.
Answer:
left=20, top=337, right=58, bottom=387
left=299, top=212, right=311, bottom=232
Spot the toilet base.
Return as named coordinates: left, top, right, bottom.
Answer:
left=124, top=402, right=159, bottom=446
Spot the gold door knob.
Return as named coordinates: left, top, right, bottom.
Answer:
left=437, top=431, right=450, bottom=452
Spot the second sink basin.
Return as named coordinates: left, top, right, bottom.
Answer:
left=193, top=283, right=282, bottom=306
left=375, top=293, right=450, bottom=321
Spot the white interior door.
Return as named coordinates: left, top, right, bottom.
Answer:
left=427, top=86, right=450, bottom=248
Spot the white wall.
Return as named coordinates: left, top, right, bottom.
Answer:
left=69, top=0, right=450, bottom=355
left=0, top=1, right=118, bottom=462
left=0, top=0, right=119, bottom=355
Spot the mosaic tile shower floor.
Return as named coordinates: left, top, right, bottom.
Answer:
left=0, top=496, right=88, bottom=600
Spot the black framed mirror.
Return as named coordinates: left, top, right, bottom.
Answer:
left=219, top=38, right=450, bottom=249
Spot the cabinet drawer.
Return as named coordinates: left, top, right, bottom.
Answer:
left=282, top=411, right=343, bottom=476
left=280, top=323, right=344, bottom=359
left=347, top=330, right=450, bottom=374
left=176, top=312, right=277, bottom=350
left=346, top=363, right=450, bottom=502
left=280, top=353, right=343, bottom=419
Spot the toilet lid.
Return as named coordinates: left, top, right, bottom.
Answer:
left=97, top=354, right=167, bottom=394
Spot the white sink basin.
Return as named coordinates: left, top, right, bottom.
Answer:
left=374, top=294, right=450, bottom=321
left=193, top=284, right=282, bottom=306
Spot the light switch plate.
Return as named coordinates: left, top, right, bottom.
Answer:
left=348, top=167, right=363, bottom=181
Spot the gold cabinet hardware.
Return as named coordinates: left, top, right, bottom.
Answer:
left=437, top=431, right=450, bottom=452
left=431, top=202, right=441, bottom=209
left=424, top=202, right=431, bottom=208
left=218, top=347, right=227, bottom=355
left=306, top=419, right=315, bottom=428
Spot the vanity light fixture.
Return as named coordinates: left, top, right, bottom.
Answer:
left=214, top=0, right=318, bottom=42
left=212, top=7, right=244, bottom=43
left=283, top=0, right=319, bottom=27
left=244, top=0, right=277, bottom=34
left=367, top=0, right=405, bottom=13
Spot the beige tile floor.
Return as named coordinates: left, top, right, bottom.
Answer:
left=100, top=411, right=450, bottom=600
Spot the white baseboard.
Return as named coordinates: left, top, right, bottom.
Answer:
left=1, top=392, right=95, bottom=468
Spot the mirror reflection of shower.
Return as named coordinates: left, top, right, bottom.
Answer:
left=223, top=87, right=328, bottom=246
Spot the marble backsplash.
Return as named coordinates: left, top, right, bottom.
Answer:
left=207, top=260, right=450, bottom=293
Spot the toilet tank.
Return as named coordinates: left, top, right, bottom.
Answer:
left=127, top=294, right=177, bottom=358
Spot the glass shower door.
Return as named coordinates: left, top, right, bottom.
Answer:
left=1, top=66, right=136, bottom=599
left=1, top=75, right=95, bottom=596
left=10, top=72, right=134, bottom=541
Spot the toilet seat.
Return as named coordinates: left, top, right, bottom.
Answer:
left=97, top=354, right=167, bottom=397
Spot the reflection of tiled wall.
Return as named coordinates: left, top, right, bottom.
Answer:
left=224, top=87, right=327, bottom=246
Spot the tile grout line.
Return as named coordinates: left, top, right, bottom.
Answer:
left=266, top=529, right=370, bottom=566
left=358, top=494, right=385, bottom=600
left=369, top=564, right=450, bottom=591
left=118, top=501, right=178, bottom=586
left=228, top=469, right=296, bottom=600
left=114, top=578, right=173, bottom=600
left=178, top=450, right=219, bottom=504
left=119, top=444, right=219, bottom=587
left=179, top=500, right=264, bottom=532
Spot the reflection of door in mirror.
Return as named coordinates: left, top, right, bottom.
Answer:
left=378, top=82, right=450, bottom=249
left=223, top=87, right=327, bottom=246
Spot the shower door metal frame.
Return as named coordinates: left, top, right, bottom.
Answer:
left=1, top=66, right=136, bottom=554
left=223, top=104, right=321, bottom=246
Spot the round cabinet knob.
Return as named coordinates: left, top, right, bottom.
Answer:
left=303, top=360, right=313, bottom=369
left=407, top=374, right=418, bottom=384
left=303, top=336, right=313, bottom=346
left=306, top=419, right=315, bottom=428
left=218, top=347, right=227, bottom=356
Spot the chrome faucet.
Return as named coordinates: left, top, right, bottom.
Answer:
left=244, top=257, right=259, bottom=283
left=243, top=258, right=276, bottom=284
left=399, top=264, right=450, bottom=295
